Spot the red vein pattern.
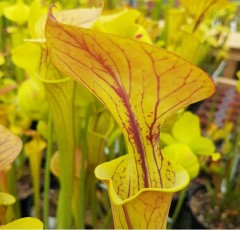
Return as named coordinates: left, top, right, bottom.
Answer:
left=111, top=190, right=172, bottom=229
left=0, top=125, right=22, bottom=170
left=45, top=10, right=215, bottom=195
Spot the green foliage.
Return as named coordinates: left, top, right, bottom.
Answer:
left=163, top=143, right=199, bottom=179
left=3, top=0, right=30, bottom=26
left=173, top=112, right=215, bottom=156
left=93, top=8, right=152, bottom=43
left=161, top=111, right=216, bottom=179
left=203, top=121, right=240, bottom=211
left=17, top=78, right=48, bottom=120
left=140, top=0, right=236, bottom=74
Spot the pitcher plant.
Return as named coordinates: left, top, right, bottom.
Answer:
left=0, top=125, right=43, bottom=228
left=45, top=6, right=215, bottom=228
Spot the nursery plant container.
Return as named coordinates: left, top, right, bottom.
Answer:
left=196, top=78, right=240, bottom=130
left=188, top=182, right=208, bottom=229
left=188, top=181, right=240, bottom=229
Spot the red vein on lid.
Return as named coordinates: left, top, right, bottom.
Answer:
left=47, top=15, right=151, bottom=188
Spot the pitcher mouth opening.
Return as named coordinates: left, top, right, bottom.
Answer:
left=95, top=154, right=190, bottom=206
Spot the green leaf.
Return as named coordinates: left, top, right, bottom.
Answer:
left=11, top=42, right=41, bottom=76
left=172, top=111, right=201, bottom=144
left=0, top=192, right=16, bottom=206
left=0, top=2, right=9, bottom=16
left=171, top=111, right=215, bottom=157
left=28, top=0, right=48, bottom=38
left=189, top=136, right=215, bottom=156
left=93, top=9, right=152, bottom=43
left=0, top=217, right=43, bottom=229
left=126, top=24, right=152, bottom=43
left=93, top=9, right=140, bottom=36
left=3, top=0, right=29, bottom=26
left=163, top=143, right=200, bottom=179
left=160, top=132, right=176, bottom=146
left=17, top=78, right=48, bottom=120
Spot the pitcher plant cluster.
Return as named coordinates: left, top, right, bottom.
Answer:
left=0, top=0, right=238, bottom=229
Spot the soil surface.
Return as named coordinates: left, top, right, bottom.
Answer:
left=17, top=174, right=33, bottom=199
left=189, top=189, right=240, bottom=229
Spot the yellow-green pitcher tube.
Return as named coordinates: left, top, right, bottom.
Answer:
left=95, top=155, right=189, bottom=229
left=43, top=79, right=76, bottom=228
left=39, top=48, right=76, bottom=228
left=111, top=191, right=172, bottom=229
